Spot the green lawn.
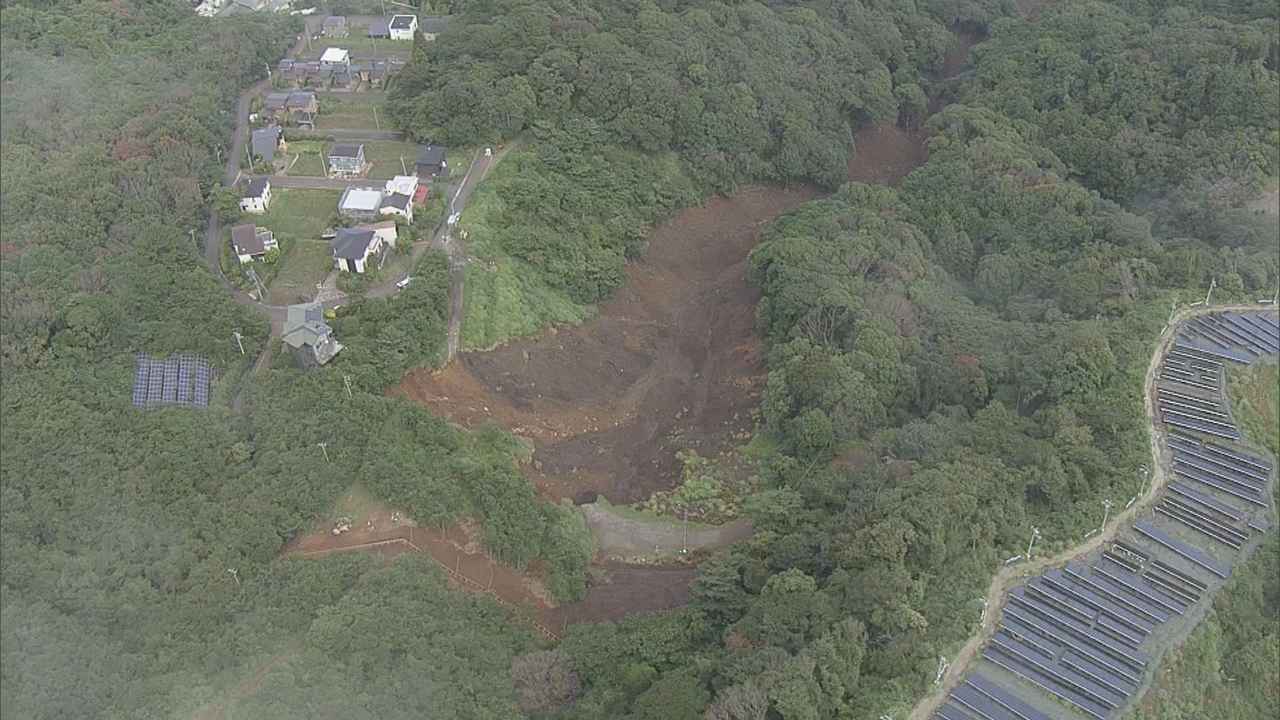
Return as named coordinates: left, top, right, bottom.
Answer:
left=278, top=139, right=330, bottom=177
left=362, top=141, right=421, bottom=180
left=244, top=188, right=341, bottom=305
left=314, top=92, right=387, bottom=130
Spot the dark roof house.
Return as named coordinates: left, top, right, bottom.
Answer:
left=332, top=228, right=377, bottom=260
left=322, top=15, right=348, bottom=37
left=415, top=144, right=446, bottom=177
left=383, top=193, right=411, bottom=211
left=263, top=92, right=290, bottom=112
left=368, top=18, right=390, bottom=37
left=251, top=126, right=283, bottom=163
left=244, top=177, right=270, bottom=199
left=230, top=223, right=277, bottom=259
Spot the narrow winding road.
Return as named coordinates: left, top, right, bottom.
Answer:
left=906, top=301, right=1277, bottom=720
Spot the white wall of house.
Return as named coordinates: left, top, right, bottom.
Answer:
left=370, top=224, right=398, bottom=247
left=389, top=17, right=418, bottom=40
left=334, top=236, right=383, bottom=274
left=379, top=204, right=413, bottom=224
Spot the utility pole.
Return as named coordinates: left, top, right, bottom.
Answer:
left=232, top=330, right=245, bottom=355
left=400, top=155, right=407, bottom=175
left=226, top=568, right=240, bottom=587
left=343, top=374, right=354, bottom=399
left=372, top=105, right=380, bottom=130
left=244, top=138, right=254, bottom=173
left=1100, top=498, right=1113, bottom=534
left=1026, top=526, right=1041, bottom=560
left=1138, top=464, right=1150, bottom=496
left=681, top=506, right=688, bottom=555
left=189, top=228, right=198, bottom=252
left=1204, top=276, right=1216, bottom=306
left=977, top=597, right=988, bottom=623
left=317, top=441, right=330, bottom=462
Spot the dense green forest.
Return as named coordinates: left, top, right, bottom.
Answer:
left=2, top=0, right=1278, bottom=718
left=388, top=0, right=1009, bottom=347
left=0, top=2, right=585, bottom=716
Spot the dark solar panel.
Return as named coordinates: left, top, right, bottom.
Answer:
left=964, top=673, right=1054, bottom=720
left=1174, top=338, right=1254, bottom=364
left=1148, top=557, right=1208, bottom=591
left=1095, top=558, right=1190, bottom=610
left=132, top=354, right=150, bottom=407
left=1171, top=447, right=1269, bottom=486
left=1042, top=570, right=1154, bottom=635
left=1173, top=467, right=1268, bottom=508
left=177, top=356, right=193, bottom=404
left=1008, top=590, right=1148, bottom=669
left=1062, top=564, right=1169, bottom=625
left=1162, top=413, right=1241, bottom=440
left=1002, top=608, right=1145, bottom=682
left=1155, top=505, right=1243, bottom=549
left=1133, top=520, right=1231, bottom=579
left=950, top=683, right=1020, bottom=720
left=980, top=648, right=1110, bottom=720
left=1173, top=459, right=1264, bottom=495
left=1160, top=497, right=1247, bottom=543
left=1198, top=441, right=1272, bottom=474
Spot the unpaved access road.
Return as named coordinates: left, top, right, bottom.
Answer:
left=906, top=301, right=1278, bottom=720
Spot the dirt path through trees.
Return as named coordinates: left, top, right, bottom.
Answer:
left=906, top=302, right=1277, bottom=720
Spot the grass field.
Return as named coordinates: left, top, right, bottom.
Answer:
left=1229, top=362, right=1279, bottom=457
left=362, top=141, right=421, bottom=180
left=314, top=92, right=387, bottom=129
left=247, top=188, right=340, bottom=305
left=278, top=140, right=330, bottom=177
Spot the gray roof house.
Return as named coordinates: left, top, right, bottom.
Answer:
left=368, top=18, right=390, bottom=38
left=332, top=227, right=385, bottom=273
left=282, top=304, right=343, bottom=367
left=230, top=223, right=277, bottom=263
left=251, top=126, right=284, bottom=163
left=415, top=144, right=446, bottom=178
left=328, top=143, right=367, bottom=177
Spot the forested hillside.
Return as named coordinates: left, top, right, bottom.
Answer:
left=388, top=0, right=1009, bottom=346
left=0, top=2, right=581, bottom=716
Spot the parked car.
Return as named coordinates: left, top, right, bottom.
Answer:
left=395, top=276, right=413, bottom=290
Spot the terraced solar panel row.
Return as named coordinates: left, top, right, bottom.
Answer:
left=1201, top=314, right=1276, bottom=355
left=1089, top=562, right=1187, bottom=616
left=965, top=674, right=1052, bottom=720
left=1174, top=338, right=1255, bottom=364
left=1133, top=520, right=1230, bottom=579
left=1171, top=445, right=1269, bottom=485
left=1162, top=413, right=1241, bottom=440
left=1160, top=499, right=1247, bottom=545
left=1041, top=570, right=1154, bottom=635
left=1008, top=589, right=1149, bottom=669
left=1198, top=441, right=1272, bottom=474
left=989, top=634, right=1125, bottom=709
left=1173, top=455, right=1265, bottom=492
left=1173, top=466, right=1269, bottom=507
left=1155, top=504, right=1242, bottom=549
left=1062, top=565, right=1170, bottom=625
left=982, top=649, right=1109, bottom=720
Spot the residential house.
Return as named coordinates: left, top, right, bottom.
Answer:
left=239, top=177, right=272, bottom=214
left=327, top=143, right=367, bottom=177
left=415, top=144, right=446, bottom=178
left=282, top=303, right=343, bottom=367
left=368, top=18, right=390, bottom=38
left=332, top=227, right=384, bottom=273
left=389, top=14, right=418, bottom=40
left=331, top=67, right=354, bottom=89
left=337, top=186, right=384, bottom=221
left=322, top=15, right=348, bottom=37
left=419, top=16, right=451, bottom=41
left=385, top=174, right=419, bottom=197
left=251, top=126, right=285, bottom=164
left=263, top=91, right=290, bottom=120
left=379, top=192, right=413, bottom=223
left=320, top=47, right=350, bottom=69
left=230, top=223, right=278, bottom=263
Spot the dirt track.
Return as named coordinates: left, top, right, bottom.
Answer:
left=906, top=302, right=1277, bottom=720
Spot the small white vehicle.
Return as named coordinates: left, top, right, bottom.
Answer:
left=447, top=212, right=461, bottom=226
left=395, top=276, right=413, bottom=290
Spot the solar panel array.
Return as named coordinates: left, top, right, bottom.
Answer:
left=131, top=353, right=213, bottom=409
left=935, top=311, right=1276, bottom=720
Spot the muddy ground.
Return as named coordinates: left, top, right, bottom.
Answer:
left=396, top=185, right=821, bottom=504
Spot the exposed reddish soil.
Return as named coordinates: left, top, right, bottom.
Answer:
left=395, top=186, right=820, bottom=504
left=847, top=124, right=928, bottom=186
left=544, top=563, right=699, bottom=630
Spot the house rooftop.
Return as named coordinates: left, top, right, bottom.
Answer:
left=251, top=127, right=281, bottom=161
left=385, top=174, right=418, bottom=195
left=340, top=187, right=383, bottom=212
left=368, top=18, right=390, bottom=36
left=322, top=15, right=346, bottom=27
left=286, top=91, right=316, bottom=108
left=383, top=192, right=411, bottom=210
left=332, top=228, right=376, bottom=259
left=330, top=143, right=364, bottom=158
left=420, top=16, right=450, bottom=34
left=263, top=92, right=289, bottom=110
left=231, top=224, right=273, bottom=256
left=416, top=144, right=445, bottom=165
left=244, top=177, right=270, bottom=198
left=320, top=47, right=349, bottom=63
left=390, top=14, right=416, bottom=30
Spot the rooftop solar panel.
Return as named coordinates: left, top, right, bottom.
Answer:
left=1133, top=520, right=1231, bottom=579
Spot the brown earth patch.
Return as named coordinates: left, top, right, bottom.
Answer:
left=848, top=124, right=928, bottom=186
left=395, top=185, right=820, bottom=504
